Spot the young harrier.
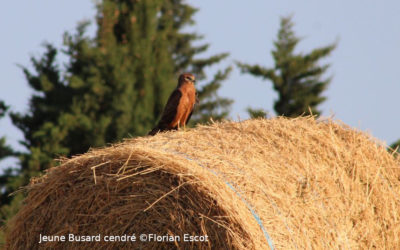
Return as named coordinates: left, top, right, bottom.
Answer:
left=148, top=73, right=198, bottom=135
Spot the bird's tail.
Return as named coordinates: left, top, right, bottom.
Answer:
left=148, top=127, right=161, bottom=136
left=148, top=123, right=167, bottom=136
left=148, top=122, right=177, bottom=136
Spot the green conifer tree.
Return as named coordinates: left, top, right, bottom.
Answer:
left=0, top=101, right=16, bottom=205
left=237, top=16, right=336, bottom=117
left=0, top=0, right=232, bottom=229
left=391, top=140, right=400, bottom=154
left=247, top=108, right=268, bottom=119
left=192, top=67, right=233, bottom=124
left=0, top=101, right=18, bottom=245
left=0, top=101, right=13, bottom=164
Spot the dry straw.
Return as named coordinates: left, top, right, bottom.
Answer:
left=5, top=117, right=400, bottom=249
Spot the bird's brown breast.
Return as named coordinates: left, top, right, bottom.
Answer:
left=171, top=82, right=196, bottom=128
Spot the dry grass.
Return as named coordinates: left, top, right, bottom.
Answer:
left=5, top=117, right=400, bottom=249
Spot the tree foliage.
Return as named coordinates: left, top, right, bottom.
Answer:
left=247, top=108, right=268, bottom=119
left=237, top=16, right=336, bottom=117
left=391, top=140, right=400, bottom=154
left=0, top=101, right=14, bottom=162
left=0, top=101, right=19, bottom=246
left=0, top=101, right=16, bottom=205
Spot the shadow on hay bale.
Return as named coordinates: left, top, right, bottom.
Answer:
left=4, top=117, right=400, bottom=249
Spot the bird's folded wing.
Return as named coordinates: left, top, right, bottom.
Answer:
left=159, top=88, right=182, bottom=127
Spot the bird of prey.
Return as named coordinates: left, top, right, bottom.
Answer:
left=148, top=73, right=198, bottom=136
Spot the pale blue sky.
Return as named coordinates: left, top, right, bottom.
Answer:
left=1, top=0, right=399, bottom=166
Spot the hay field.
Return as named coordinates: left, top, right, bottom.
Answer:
left=5, top=117, right=400, bottom=249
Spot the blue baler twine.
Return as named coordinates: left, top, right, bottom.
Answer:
left=167, top=150, right=275, bottom=250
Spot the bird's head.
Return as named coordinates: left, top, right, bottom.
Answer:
left=178, top=73, right=196, bottom=86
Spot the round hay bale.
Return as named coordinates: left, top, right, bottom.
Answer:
left=5, top=117, right=400, bottom=249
